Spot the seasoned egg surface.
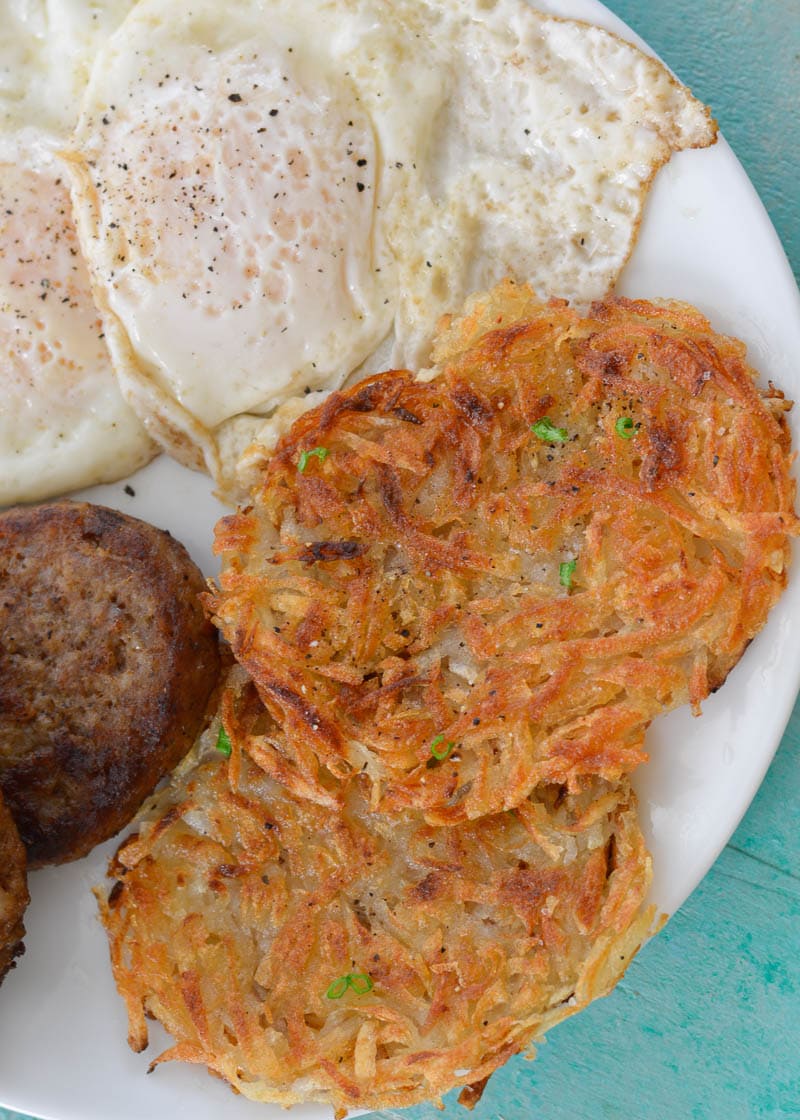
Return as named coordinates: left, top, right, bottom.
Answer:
left=68, top=0, right=715, bottom=487
left=0, top=0, right=135, bottom=148
left=0, top=150, right=153, bottom=504
left=68, top=0, right=406, bottom=478
left=0, top=1, right=154, bottom=505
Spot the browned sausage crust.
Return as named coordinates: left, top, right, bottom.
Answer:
left=0, top=787, right=28, bottom=985
left=0, top=501, right=221, bottom=867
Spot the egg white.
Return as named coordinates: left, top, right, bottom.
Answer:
left=382, top=0, right=715, bottom=367
left=67, top=0, right=715, bottom=489
left=0, top=0, right=135, bottom=150
left=0, top=149, right=154, bottom=504
left=67, top=0, right=417, bottom=479
left=0, top=0, right=157, bottom=505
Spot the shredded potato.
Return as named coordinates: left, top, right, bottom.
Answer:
left=208, top=281, right=798, bottom=823
left=0, top=789, right=28, bottom=984
left=100, top=670, right=654, bottom=1113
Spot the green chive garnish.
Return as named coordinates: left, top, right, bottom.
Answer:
left=615, top=416, right=635, bottom=439
left=325, top=975, right=350, bottom=999
left=559, top=559, right=577, bottom=590
left=298, top=446, right=329, bottom=472
left=531, top=418, right=569, bottom=443
left=215, top=726, right=232, bottom=757
left=429, top=734, right=455, bottom=761
left=325, top=972, right=373, bottom=999
left=346, top=973, right=374, bottom=995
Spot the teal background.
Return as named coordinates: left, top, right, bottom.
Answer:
left=2, top=3, right=798, bottom=1120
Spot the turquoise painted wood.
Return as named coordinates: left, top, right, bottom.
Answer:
left=2, top=4, right=798, bottom=1120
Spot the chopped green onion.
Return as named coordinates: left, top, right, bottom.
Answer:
left=429, top=734, right=455, bottom=761
left=325, top=975, right=349, bottom=999
left=347, top=973, right=374, bottom=995
left=531, top=418, right=569, bottom=443
left=325, top=972, right=373, bottom=999
left=298, top=446, right=329, bottom=472
left=615, top=416, right=635, bottom=439
left=215, top=726, right=232, bottom=757
left=559, top=559, right=577, bottom=590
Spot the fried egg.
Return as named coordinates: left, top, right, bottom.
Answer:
left=68, top=0, right=715, bottom=488
left=0, top=149, right=153, bottom=504
left=0, top=0, right=135, bottom=148
left=68, top=0, right=403, bottom=477
left=385, top=0, right=716, bottom=366
left=0, top=0, right=154, bottom=504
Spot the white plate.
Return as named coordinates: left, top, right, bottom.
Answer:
left=1, top=2, right=799, bottom=1119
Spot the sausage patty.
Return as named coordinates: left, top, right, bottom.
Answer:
left=0, top=787, right=28, bottom=985
left=0, top=501, right=221, bottom=866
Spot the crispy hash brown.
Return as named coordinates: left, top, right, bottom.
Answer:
left=100, top=671, right=653, bottom=1113
left=209, top=282, right=798, bottom=823
left=0, top=787, right=28, bottom=985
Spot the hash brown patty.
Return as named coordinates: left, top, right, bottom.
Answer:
left=0, top=501, right=221, bottom=866
left=209, top=282, right=797, bottom=824
left=0, top=787, right=28, bottom=985
left=100, top=669, right=653, bottom=1114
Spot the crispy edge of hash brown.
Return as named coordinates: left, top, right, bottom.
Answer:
left=0, top=787, right=28, bottom=985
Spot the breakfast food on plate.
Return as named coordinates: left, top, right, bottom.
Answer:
left=210, top=281, right=798, bottom=825
left=0, top=1, right=784, bottom=1110
left=0, top=788, right=29, bottom=986
left=99, top=670, right=654, bottom=1113
left=0, top=152, right=155, bottom=504
left=66, top=0, right=715, bottom=487
left=0, top=501, right=221, bottom=867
